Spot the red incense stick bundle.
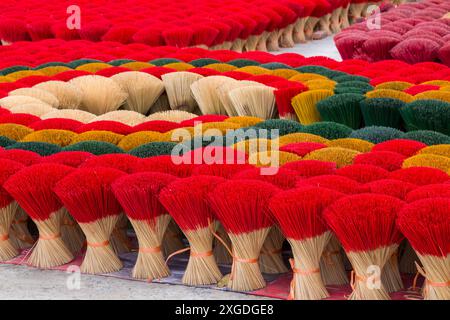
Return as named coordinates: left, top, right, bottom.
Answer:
left=270, top=187, right=344, bottom=300
left=54, top=167, right=126, bottom=274
left=0, top=159, right=24, bottom=261
left=112, top=172, right=177, bottom=280
left=4, top=163, right=75, bottom=268
left=325, top=194, right=405, bottom=300
left=397, top=198, right=450, bottom=300
left=208, top=179, right=281, bottom=291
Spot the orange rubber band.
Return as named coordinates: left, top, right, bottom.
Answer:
left=139, top=246, right=162, bottom=253
left=190, top=250, right=213, bottom=258
left=0, top=234, right=9, bottom=241
left=426, top=279, right=450, bottom=287
left=39, top=233, right=61, bottom=240
left=87, top=240, right=110, bottom=247
left=350, top=270, right=381, bottom=292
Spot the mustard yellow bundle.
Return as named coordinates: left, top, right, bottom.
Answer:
left=402, top=154, right=450, bottom=172
left=304, top=147, right=360, bottom=168
left=326, top=138, right=374, bottom=153
left=21, top=129, right=77, bottom=147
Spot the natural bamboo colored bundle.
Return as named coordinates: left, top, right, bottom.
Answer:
left=9, top=206, right=34, bottom=250
left=60, top=207, right=85, bottom=255
left=9, top=88, right=59, bottom=108
left=270, top=187, right=345, bottom=300
left=191, top=76, right=234, bottom=115
left=69, top=75, right=128, bottom=115
left=112, top=172, right=177, bottom=280
left=208, top=180, right=281, bottom=292
left=325, top=194, right=405, bottom=300
left=320, top=234, right=349, bottom=286
left=0, top=95, right=50, bottom=110
left=161, top=71, right=203, bottom=112
left=41, top=109, right=96, bottom=123
left=33, top=81, right=82, bottom=109
left=0, top=159, right=24, bottom=261
left=21, top=129, right=77, bottom=147
left=291, top=90, right=334, bottom=125
left=259, top=226, right=288, bottom=274
left=216, top=80, right=265, bottom=117
left=160, top=176, right=225, bottom=285
left=54, top=167, right=125, bottom=274
left=146, top=110, right=197, bottom=123
left=4, top=163, right=75, bottom=268
left=111, top=71, right=164, bottom=114
left=10, top=103, right=56, bottom=117
left=397, top=198, right=450, bottom=300
left=228, top=86, right=276, bottom=119
left=90, top=110, right=146, bottom=126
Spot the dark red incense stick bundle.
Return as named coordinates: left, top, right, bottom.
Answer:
left=112, top=172, right=177, bottom=280
left=54, top=167, right=126, bottom=274
left=208, top=179, right=281, bottom=291
left=397, top=198, right=450, bottom=300
left=4, top=163, right=75, bottom=268
left=270, top=187, right=344, bottom=300
left=336, top=164, right=389, bottom=183
left=80, top=154, right=141, bottom=255
left=0, top=159, right=24, bottom=261
left=159, top=176, right=225, bottom=285
left=325, top=194, right=405, bottom=300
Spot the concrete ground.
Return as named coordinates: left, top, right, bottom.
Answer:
left=0, top=264, right=271, bottom=300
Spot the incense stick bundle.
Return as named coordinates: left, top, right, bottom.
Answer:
left=54, top=167, right=126, bottom=274
left=325, top=194, right=405, bottom=300
left=161, top=72, right=203, bottom=112
left=112, top=172, right=177, bottom=280
left=270, top=187, right=344, bottom=300
left=162, top=220, right=185, bottom=257
left=60, top=208, right=85, bottom=255
left=4, top=163, right=75, bottom=268
left=9, top=206, right=34, bottom=249
left=216, top=80, right=264, bottom=117
left=320, top=235, right=349, bottom=286
left=191, top=76, right=233, bottom=115
left=228, top=86, right=276, bottom=119
left=160, top=176, right=225, bottom=285
left=0, top=159, right=25, bottom=261
left=259, top=226, right=288, bottom=274
left=111, top=71, right=164, bottom=114
left=397, top=198, right=450, bottom=300
left=208, top=180, right=280, bottom=291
